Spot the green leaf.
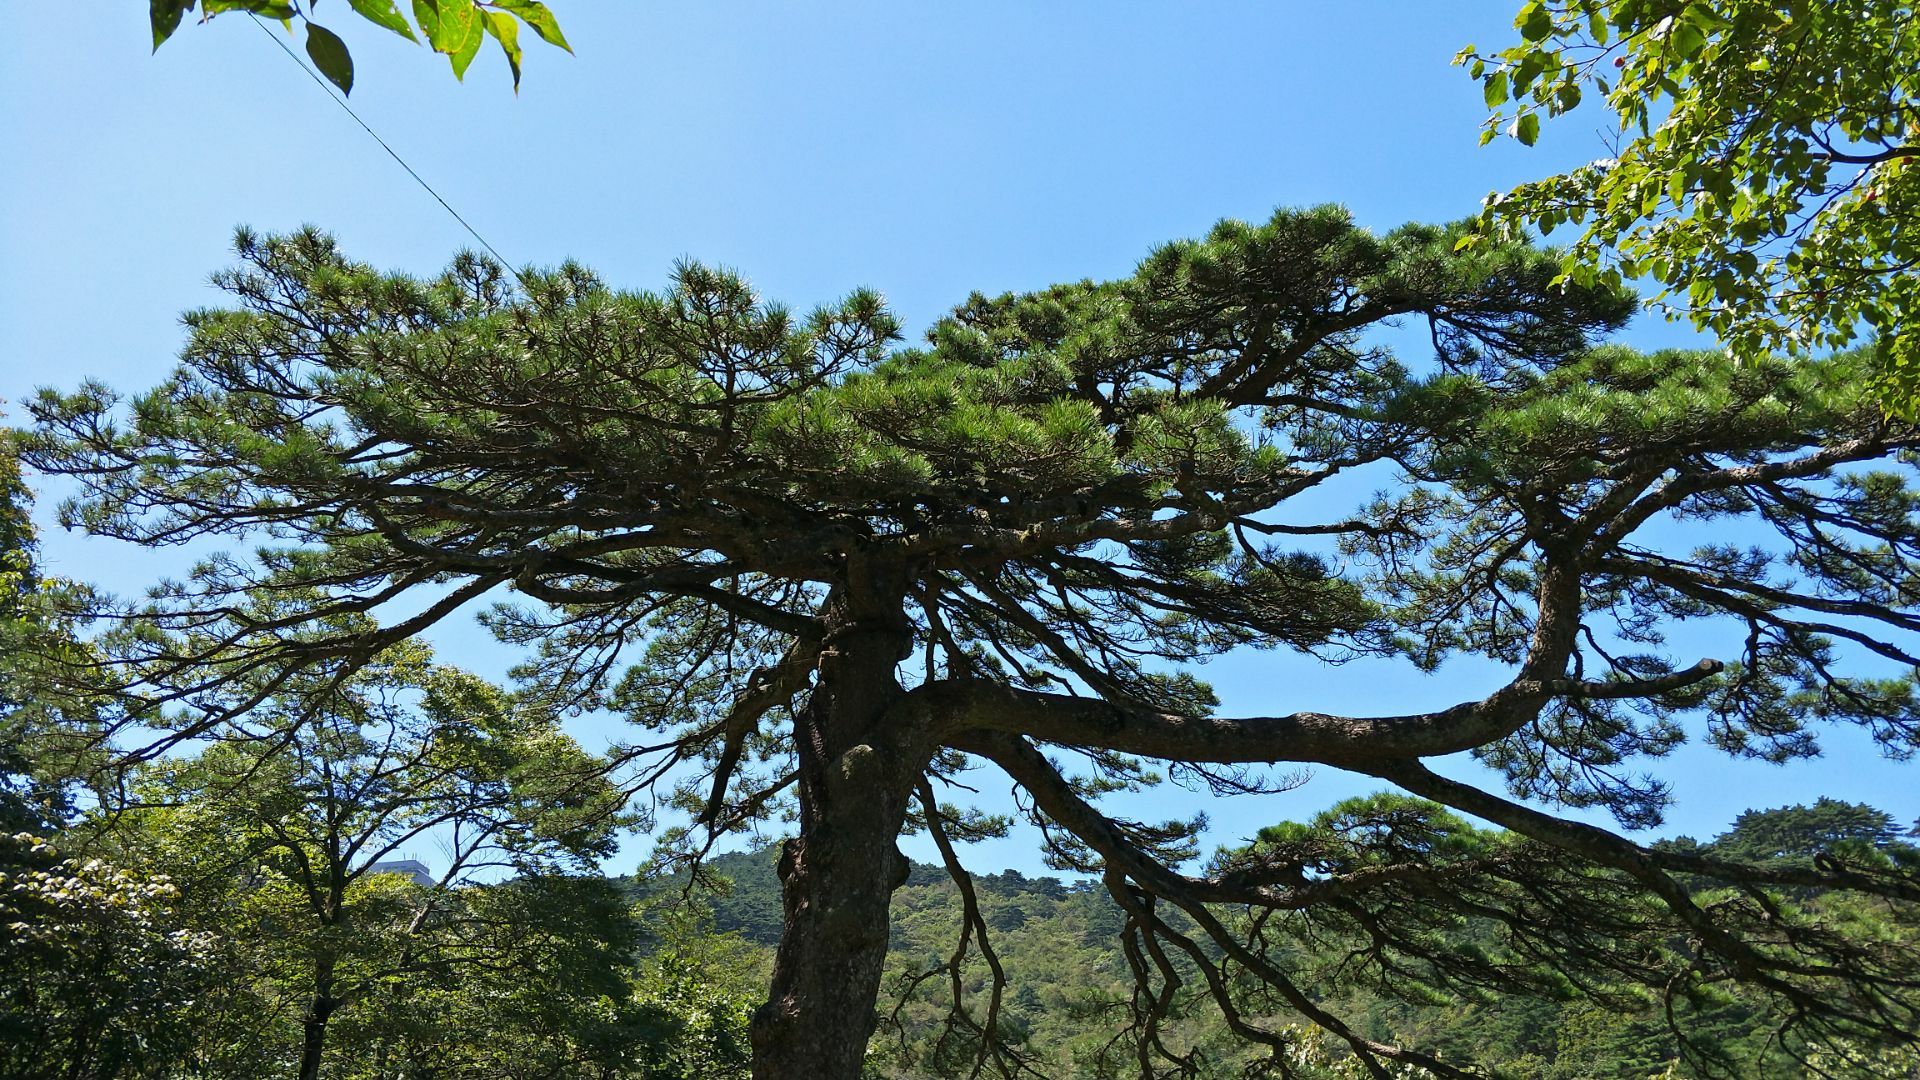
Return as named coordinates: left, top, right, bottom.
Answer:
left=349, top=0, right=418, bottom=42
left=1484, top=70, right=1510, bottom=108
left=305, top=22, right=355, bottom=95
left=1513, top=50, right=1547, bottom=95
left=1518, top=2, right=1554, bottom=42
left=151, top=0, right=190, bottom=51
left=427, top=0, right=477, bottom=55
left=485, top=11, right=523, bottom=91
left=494, top=0, right=571, bottom=53
left=448, top=9, right=485, bottom=78
left=1515, top=112, right=1541, bottom=146
left=411, top=0, right=440, bottom=42
left=204, top=0, right=276, bottom=13
left=1670, top=20, right=1707, bottom=58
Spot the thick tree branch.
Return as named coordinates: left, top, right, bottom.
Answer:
left=920, top=656, right=1719, bottom=767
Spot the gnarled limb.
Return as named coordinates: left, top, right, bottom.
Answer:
left=916, top=654, right=1721, bottom=769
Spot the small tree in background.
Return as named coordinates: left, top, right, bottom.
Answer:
left=115, top=637, right=629, bottom=1080
left=23, top=207, right=1920, bottom=1077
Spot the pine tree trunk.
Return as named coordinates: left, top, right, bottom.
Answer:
left=748, top=576, right=930, bottom=1080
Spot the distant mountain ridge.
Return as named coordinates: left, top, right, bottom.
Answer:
left=621, top=848, right=1093, bottom=946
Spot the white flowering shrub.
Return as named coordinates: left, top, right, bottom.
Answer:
left=1, top=831, right=224, bottom=1079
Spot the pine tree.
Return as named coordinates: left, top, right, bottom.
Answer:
left=1712, top=798, right=1908, bottom=865
left=24, top=207, right=1920, bottom=1077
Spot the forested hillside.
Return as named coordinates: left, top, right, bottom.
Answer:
left=624, top=798, right=1920, bottom=1079
left=9, top=796, right=1916, bottom=1077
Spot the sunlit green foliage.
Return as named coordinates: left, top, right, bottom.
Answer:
left=624, top=906, right=762, bottom=1080
left=640, top=812, right=1920, bottom=1079
left=104, top=639, right=631, bottom=1078
left=0, top=832, right=225, bottom=1080
left=0, top=438, right=104, bottom=835
left=148, top=0, right=570, bottom=94
left=1460, top=0, right=1920, bottom=409
left=1712, top=797, right=1914, bottom=866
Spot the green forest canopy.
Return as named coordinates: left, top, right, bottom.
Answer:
left=8, top=791, right=1917, bottom=1078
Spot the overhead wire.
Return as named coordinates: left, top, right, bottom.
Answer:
left=249, top=16, right=522, bottom=277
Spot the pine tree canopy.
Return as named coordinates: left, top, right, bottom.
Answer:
left=23, top=206, right=1920, bottom=1077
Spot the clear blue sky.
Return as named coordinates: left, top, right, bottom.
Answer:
left=3, top=3, right=1913, bottom=877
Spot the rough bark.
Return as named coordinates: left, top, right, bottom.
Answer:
left=748, top=569, right=933, bottom=1080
